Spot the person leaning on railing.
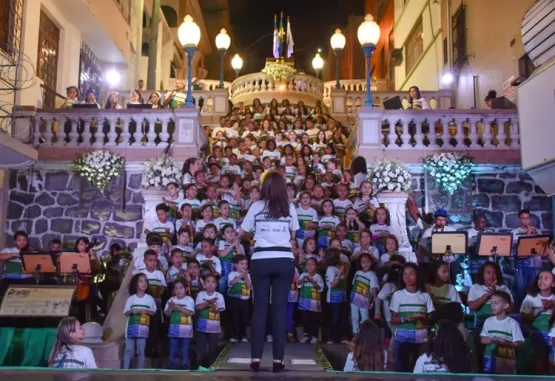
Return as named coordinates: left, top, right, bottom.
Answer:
left=407, top=86, right=429, bottom=110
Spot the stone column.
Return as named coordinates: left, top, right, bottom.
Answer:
left=172, top=107, right=205, bottom=162
left=376, top=191, right=414, bottom=258
left=132, top=188, right=168, bottom=261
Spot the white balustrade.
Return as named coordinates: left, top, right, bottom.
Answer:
left=32, top=109, right=182, bottom=149
left=230, top=72, right=324, bottom=106
left=351, top=109, right=521, bottom=154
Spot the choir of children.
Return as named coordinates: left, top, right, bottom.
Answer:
left=42, top=99, right=555, bottom=373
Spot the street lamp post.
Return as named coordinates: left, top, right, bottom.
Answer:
left=330, top=29, right=346, bottom=89
left=178, top=15, right=201, bottom=107
left=312, top=50, right=324, bottom=79
left=215, top=28, right=231, bottom=88
left=357, top=14, right=381, bottom=107
left=231, top=54, right=243, bottom=78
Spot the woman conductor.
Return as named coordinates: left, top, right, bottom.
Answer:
left=238, top=171, right=299, bottom=372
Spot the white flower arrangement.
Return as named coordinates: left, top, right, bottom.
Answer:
left=261, top=61, right=296, bottom=82
left=367, top=158, right=412, bottom=193
left=424, top=152, right=474, bottom=195
left=73, top=150, right=125, bottom=192
left=141, top=154, right=182, bottom=189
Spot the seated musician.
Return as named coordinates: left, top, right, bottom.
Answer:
left=512, top=209, right=542, bottom=304
left=49, top=238, right=62, bottom=252
left=73, top=237, right=101, bottom=322
left=98, top=243, right=127, bottom=315
left=417, top=209, right=457, bottom=283
left=467, top=214, right=493, bottom=281
left=0, top=231, right=35, bottom=296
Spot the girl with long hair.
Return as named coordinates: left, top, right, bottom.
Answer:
left=49, top=317, right=96, bottom=368
left=104, top=92, right=121, bottom=109
left=408, top=86, right=429, bottom=110
left=413, top=320, right=472, bottom=373
left=182, top=157, right=200, bottom=185
left=238, top=171, right=299, bottom=373
left=344, top=320, right=385, bottom=372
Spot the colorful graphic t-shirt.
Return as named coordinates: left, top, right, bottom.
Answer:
left=195, top=291, right=226, bottom=333
left=288, top=268, right=300, bottom=303
left=196, top=254, right=222, bottom=278
left=218, top=241, right=241, bottom=276
left=296, top=206, right=318, bottom=240
left=468, top=284, right=513, bottom=328
left=520, top=293, right=555, bottom=344
left=170, top=92, right=186, bottom=109
left=333, top=199, right=353, bottom=220
left=427, top=284, right=461, bottom=305
left=390, top=289, right=434, bottom=343
left=297, top=272, right=324, bottom=312
left=481, top=316, right=524, bottom=374
left=124, top=294, right=157, bottom=338
left=140, top=269, right=167, bottom=300
left=325, top=266, right=347, bottom=303
left=227, top=271, right=251, bottom=300
left=165, top=296, right=195, bottom=338
left=350, top=270, right=379, bottom=309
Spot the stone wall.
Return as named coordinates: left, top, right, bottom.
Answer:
left=409, top=171, right=552, bottom=233
left=4, top=169, right=145, bottom=252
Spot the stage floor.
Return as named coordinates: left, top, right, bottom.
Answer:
left=0, top=369, right=553, bottom=381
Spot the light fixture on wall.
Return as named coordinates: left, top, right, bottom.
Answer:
left=178, top=15, right=201, bottom=107
left=442, top=71, right=455, bottom=85
left=215, top=28, right=231, bottom=88
left=330, top=29, right=346, bottom=89
left=105, top=70, right=121, bottom=87
left=357, top=14, right=381, bottom=107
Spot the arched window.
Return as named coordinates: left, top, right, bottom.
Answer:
left=161, top=6, right=177, bottom=28
left=141, top=42, right=149, bottom=57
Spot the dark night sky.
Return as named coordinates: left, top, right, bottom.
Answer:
left=229, top=0, right=365, bottom=74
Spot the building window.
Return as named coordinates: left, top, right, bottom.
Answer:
left=405, top=19, right=423, bottom=74
left=37, top=9, right=60, bottom=98
left=452, top=6, right=466, bottom=68
left=0, top=0, right=24, bottom=57
left=161, top=6, right=178, bottom=28
left=79, top=42, right=102, bottom=103
left=518, top=53, right=535, bottom=79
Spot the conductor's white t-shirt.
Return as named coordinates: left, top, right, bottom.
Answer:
left=241, top=200, right=300, bottom=260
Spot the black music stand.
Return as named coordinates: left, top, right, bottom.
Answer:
left=517, top=235, right=551, bottom=257
left=476, top=233, right=513, bottom=264
left=21, top=252, right=56, bottom=284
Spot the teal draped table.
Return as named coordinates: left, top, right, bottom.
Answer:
left=0, top=328, right=57, bottom=367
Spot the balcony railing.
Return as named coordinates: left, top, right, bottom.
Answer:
left=230, top=73, right=324, bottom=106
left=350, top=109, right=521, bottom=164
left=16, top=108, right=208, bottom=162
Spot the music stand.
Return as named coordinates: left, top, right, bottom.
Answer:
left=516, top=235, right=551, bottom=257
left=59, top=253, right=91, bottom=274
left=431, top=232, right=468, bottom=256
left=477, top=233, right=513, bottom=264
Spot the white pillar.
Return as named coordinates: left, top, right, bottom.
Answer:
left=376, top=191, right=414, bottom=258
left=132, top=188, right=168, bottom=261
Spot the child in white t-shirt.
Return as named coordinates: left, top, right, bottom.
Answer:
left=165, top=279, right=195, bottom=369
left=123, top=273, right=157, bottom=369
left=227, top=255, right=252, bottom=343
left=480, top=291, right=524, bottom=374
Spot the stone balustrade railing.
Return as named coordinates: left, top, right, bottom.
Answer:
left=230, top=72, right=324, bottom=107
left=15, top=108, right=208, bottom=162
left=350, top=108, right=521, bottom=164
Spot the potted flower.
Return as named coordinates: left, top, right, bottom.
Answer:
left=423, top=153, right=474, bottom=195
left=261, top=60, right=296, bottom=89
left=368, top=157, right=413, bottom=255
left=73, top=150, right=125, bottom=192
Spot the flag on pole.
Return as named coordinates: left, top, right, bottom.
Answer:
left=272, top=14, right=279, bottom=59
left=286, top=16, right=294, bottom=58
left=279, top=12, right=285, bottom=58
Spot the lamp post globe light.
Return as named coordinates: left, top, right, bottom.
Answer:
left=357, top=14, right=381, bottom=107
left=312, top=50, right=324, bottom=79
left=231, top=54, right=243, bottom=78
left=330, top=29, right=346, bottom=89
left=178, top=15, right=201, bottom=107
left=215, top=28, right=231, bottom=88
